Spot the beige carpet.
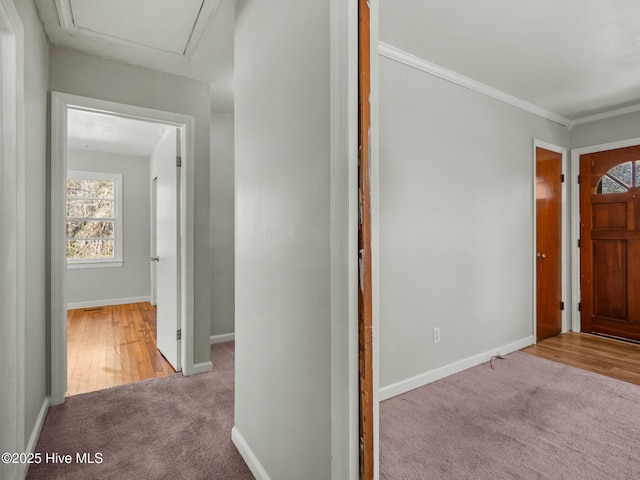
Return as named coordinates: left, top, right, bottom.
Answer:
left=27, top=342, right=253, bottom=480
left=380, top=351, right=640, bottom=479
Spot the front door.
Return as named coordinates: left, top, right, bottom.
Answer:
left=580, top=146, right=640, bottom=341
left=536, top=147, right=563, bottom=341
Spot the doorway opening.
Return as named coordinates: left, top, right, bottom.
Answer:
left=63, top=109, right=181, bottom=395
left=51, top=92, right=196, bottom=405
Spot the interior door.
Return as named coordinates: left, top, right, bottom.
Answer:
left=155, top=128, right=180, bottom=370
left=580, top=146, right=640, bottom=341
left=536, top=147, right=563, bottom=341
left=150, top=176, right=158, bottom=306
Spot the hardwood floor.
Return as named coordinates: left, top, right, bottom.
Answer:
left=522, top=331, right=640, bottom=386
left=67, top=302, right=174, bottom=396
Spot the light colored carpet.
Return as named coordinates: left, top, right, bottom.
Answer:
left=380, top=351, right=640, bottom=479
left=27, top=342, right=254, bottom=480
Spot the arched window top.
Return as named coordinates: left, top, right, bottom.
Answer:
left=596, top=161, right=640, bottom=194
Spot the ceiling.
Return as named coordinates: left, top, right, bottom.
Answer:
left=67, top=109, right=168, bottom=157
left=35, top=0, right=235, bottom=113
left=380, top=0, right=640, bottom=121
left=36, top=1, right=640, bottom=123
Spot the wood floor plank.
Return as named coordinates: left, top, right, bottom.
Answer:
left=522, top=332, right=640, bottom=386
left=66, top=302, right=174, bottom=396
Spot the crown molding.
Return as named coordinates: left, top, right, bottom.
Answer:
left=378, top=42, right=572, bottom=128
left=378, top=42, right=640, bottom=131
left=571, top=103, right=640, bottom=127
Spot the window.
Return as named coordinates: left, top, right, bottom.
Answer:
left=66, top=170, right=123, bottom=268
left=596, top=161, right=640, bottom=194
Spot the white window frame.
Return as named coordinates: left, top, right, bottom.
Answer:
left=66, top=170, right=123, bottom=268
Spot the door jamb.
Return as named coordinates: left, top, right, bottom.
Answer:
left=329, top=0, right=360, bottom=476
left=569, top=136, right=640, bottom=334
left=532, top=139, right=568, bottom=343
left=50, top=92, right=196, bottom=405
left=369, top=0, right=380, bottom=477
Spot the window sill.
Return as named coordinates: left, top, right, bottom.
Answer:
left=67, top=261, right=124, bottom=270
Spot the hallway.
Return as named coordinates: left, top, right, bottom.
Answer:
left=27, top=342, right=251, bottom=479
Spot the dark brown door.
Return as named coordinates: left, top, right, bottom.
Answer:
left=536, top=147, right=563, bottom=341
left=580, top=146, right=640, bottom=341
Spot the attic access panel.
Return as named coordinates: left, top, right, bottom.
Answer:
left=69, top=0, right=204, bottom=54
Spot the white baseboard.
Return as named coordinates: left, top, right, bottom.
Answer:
left=67, top=296, right=151, bottom=310
left=210, top=332, right=235, bottom=344
left=231, top=426, right=272, bottom=480
left=190, top=361, right=213, bottom=375
left=379, top=336, right=534, bottom=401
left=23, top=396, right=50, bottom=478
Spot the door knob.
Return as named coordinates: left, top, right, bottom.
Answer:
left=536, top=252, right=547, bottom=259
left=150, top=256, right=160, bottom=262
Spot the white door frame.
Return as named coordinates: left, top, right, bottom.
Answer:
left=50, top=92, right=196, bottom=405
left=369, top=0, right=381, bottom=477
left=329, top=0, right=360, bottom=477
left=569, top=136, right=640, bottom=334
left=532, top=139, right=569, bottom=343
left=0, top=0, right=25, bottom=475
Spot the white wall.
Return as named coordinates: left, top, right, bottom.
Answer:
left=570, top=111, right=640, bottom=149
left=66, top=149, right=151, bottom=306
left=15, top=0, right=49, bottom=452
left=210, top=113, right=235, bottom=337
left=49, top=46, right=212, bottom=365
left=234, top=0, right=331, bottom=478
left=378, top=55, right=569, bottom=391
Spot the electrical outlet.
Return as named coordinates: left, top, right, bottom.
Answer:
left=433, top=327, right=440, bottom=343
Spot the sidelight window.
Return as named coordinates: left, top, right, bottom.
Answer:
left=66, top=170, right=123, bottom=268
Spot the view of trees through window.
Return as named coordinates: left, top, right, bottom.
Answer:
left=596, top=161, right=640, bottom=194
left=66, top=177, right=116, bottom=259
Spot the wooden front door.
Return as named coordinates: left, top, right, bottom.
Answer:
left=580, top=146, right=640, bottom=341
left=536, top=147, right=563, bottom=341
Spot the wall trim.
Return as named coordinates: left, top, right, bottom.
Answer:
left=378, top=42, right=572, bottom=128
left=379, top=336, right=534, bottom=401
left=190, top=361, right=212, bottom=375
left=571, top=103, right=640, bottom=127
left=23, top=397, right=50, bottom=478
left=231, top=427, right=272, bottom=480
left=378, top=43, right=640, bottom=130
left=210, top=332, right=235, bottom=344
left=67, top=296, right=151, bottom=310
left=569, top=136, right=640, bottom=333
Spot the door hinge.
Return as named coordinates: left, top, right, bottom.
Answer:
left=578, top=302, right=581, bottom=312
left=578, top=238, right=581, bottom=248
left=561, top=301, right=565, bottom=311
left=577, top=174, right=580, bottom=184
left=561, top=174, right=565, bottom=183
left=176, top=157, right=182, bottom=168
left=359, top=436, right=364, bottom=476
left=177, top=329, right=182, bottom=340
